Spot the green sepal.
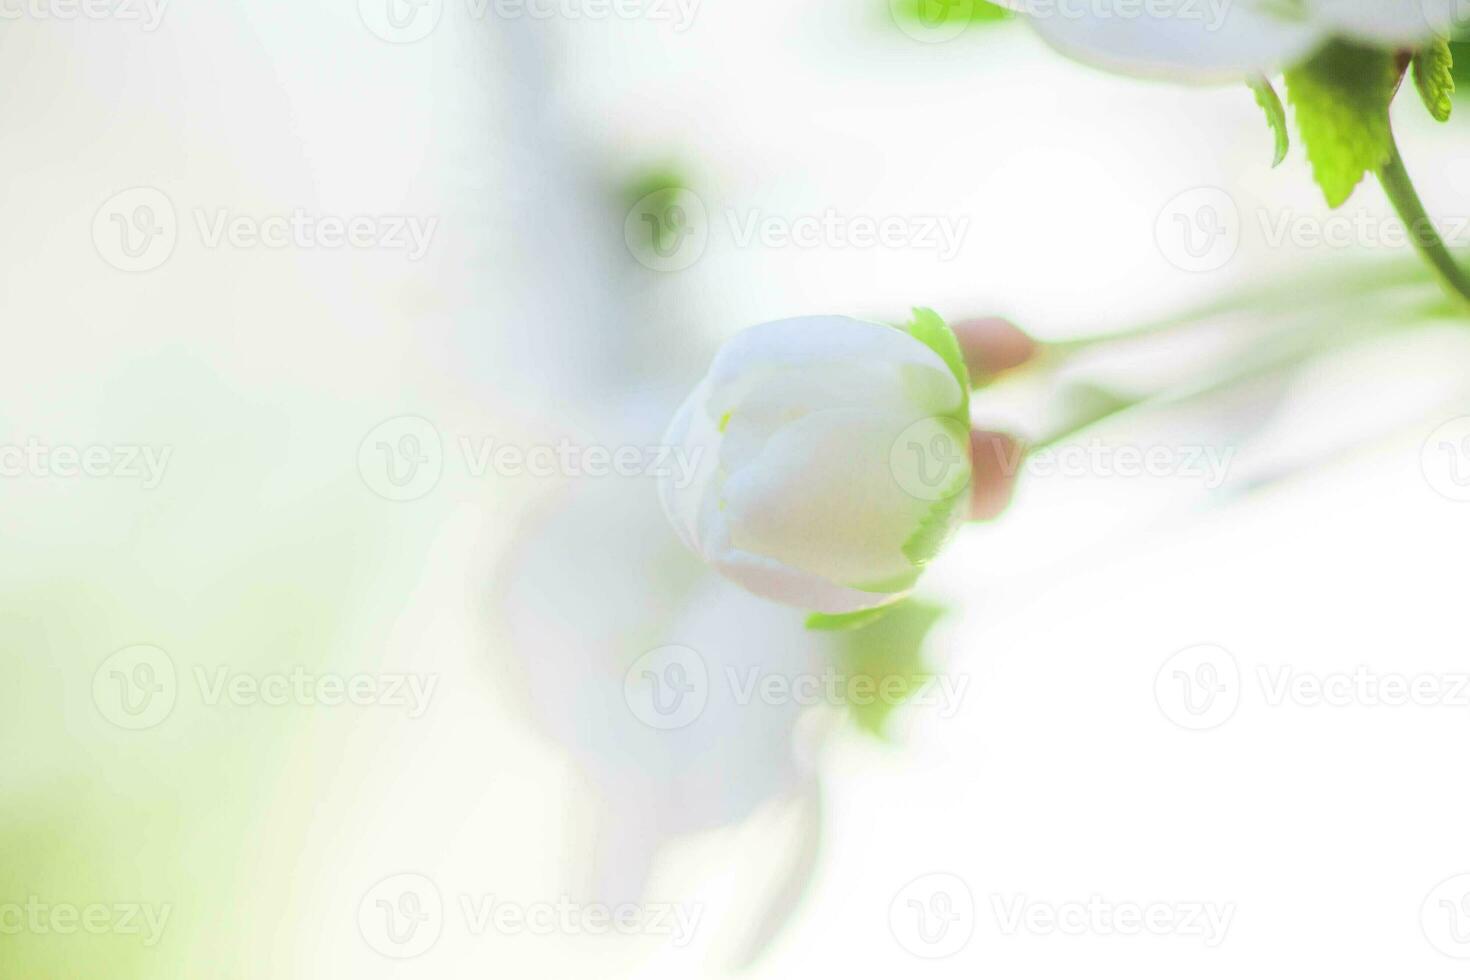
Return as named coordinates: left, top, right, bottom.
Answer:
left=903, top=307, right=970, bottom=420
left=1248, top=75, right=1289, bottom=167
left=1284, top=41, right=1401, bottom=208
left=1413, top=40, right=1454, bottom=123
left=806, top=605, right=898, bottom=631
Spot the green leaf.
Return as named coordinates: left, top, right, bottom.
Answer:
left=1413, top=40, right=1454, bottom=122
left=830, top=598, right=947, bottom=737
left=903, top=307, right=970, bottom=419
left=806, top=605, right=897, bottom=631
left=1248, top=75, right=1289, bottom=167
left=1284, top=41, right=1401, bottom=208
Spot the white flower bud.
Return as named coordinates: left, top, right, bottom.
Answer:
left=659, top=312, right=973, bottom=618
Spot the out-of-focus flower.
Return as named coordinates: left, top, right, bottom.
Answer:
left=953, top=316, right=1038, bottom=379
left=992, top=0, right=1455, bottom=84
left=660, top=312, right=973, bottom=616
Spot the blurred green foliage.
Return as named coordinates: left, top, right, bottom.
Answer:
left=832, top=598, right=946, bottom=737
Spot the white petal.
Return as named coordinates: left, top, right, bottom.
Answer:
left=721, top=408, right=930, bottom=590
left=658, top=375, right=724, bottom=554
left=707, top=315, right=962, bottom=419
left=1007, top=0, right=1325, bottom=84
left=1307, top=0, right=1449, bottom=45
left=707, top=527, right=906, bottom=614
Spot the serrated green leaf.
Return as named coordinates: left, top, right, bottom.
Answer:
left=1284, top=41, right=1400, bottom=208
left=904, top=307, right=970, bottom=419
left=831, top=598, right=947, bottom=737
left=1248, top=75, right=1289, bottom=167
left=1414, top=40, right=1454, bottom=122
left=806, top=605, right=896, bottom=631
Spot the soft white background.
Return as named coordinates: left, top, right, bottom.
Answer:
left=5, top=0, right=1470, bottom=976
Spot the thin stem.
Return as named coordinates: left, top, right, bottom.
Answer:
left=1376, top=126, right=1470, bottom=312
